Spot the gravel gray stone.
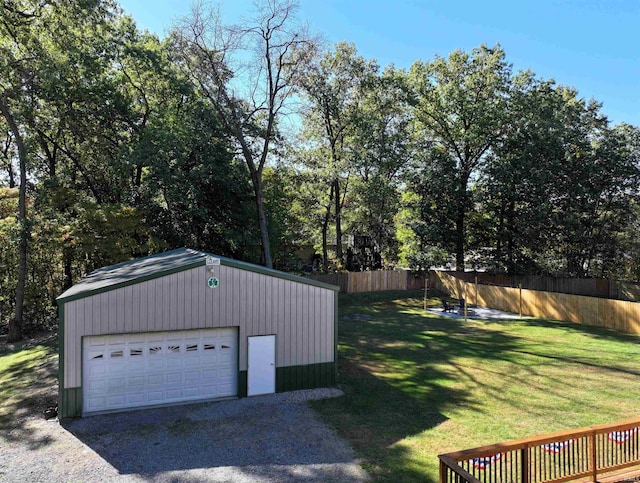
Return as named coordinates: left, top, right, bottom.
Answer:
left=0, top=389, right=369, bottom=482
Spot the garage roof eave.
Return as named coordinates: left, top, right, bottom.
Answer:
left=57, top=248, right=339, bottom=304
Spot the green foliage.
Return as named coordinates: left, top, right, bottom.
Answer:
left=263, top=165, right=309, bottom=271
left=2, top=0, right=640, bottom=340
left=134, top=93, right=257, bottom=260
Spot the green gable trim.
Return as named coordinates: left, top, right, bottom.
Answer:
left=218, top=256, right=340, bottom=292
left=57, top=248, right=338, bottom=304
left=56, top=261, right=203, bottom=303
left=276, top=362, right=336, bottom=393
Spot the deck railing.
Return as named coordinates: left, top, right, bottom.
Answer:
left=439, top=417, right=640, bottom=483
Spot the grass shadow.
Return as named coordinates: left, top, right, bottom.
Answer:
left=0, top=333, right=58, bottom=450
left=314, top=289, right=640, bottom=481
left=310, top=290, right=532, bottom=481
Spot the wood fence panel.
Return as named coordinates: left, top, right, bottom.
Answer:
left=309, top=270, right=417, bottom=293
left=445, top=271, right=614, bottom=298
left=434, top=271, right=640, bottom=336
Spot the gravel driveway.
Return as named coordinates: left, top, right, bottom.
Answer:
left=0, top=389, right=369, bottom=482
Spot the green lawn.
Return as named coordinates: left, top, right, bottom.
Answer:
left=0, top=335, right=58, bottom=424
left=311, top=290, right=640, bottom=482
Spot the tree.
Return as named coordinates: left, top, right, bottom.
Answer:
left=136, top=94, right=257, bottom=259
left=481, top=76, right=640, bottom=277
left=408, top=44, right=512, bottom=270
left=349, top=66, right=410, bottom=262
left=296, top=41, right=378, bottom=268
left=171, top=0, right=315, bottom=268
left=479, top=73, right=566, bottom=273
left=0, top=0, right=56, bottom=341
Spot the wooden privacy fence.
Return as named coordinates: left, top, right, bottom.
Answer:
left=439, top=417, right=640, bottom=483
left=449, top=271, right=615, bottom=299
left=308, top=270, right=424, bottom=294
left=434, top=271, right=640, bottom=336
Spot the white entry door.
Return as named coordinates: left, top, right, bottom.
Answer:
left=248, top=335, right=276, bottom=396
left=83, top=328, right=237, bottom=414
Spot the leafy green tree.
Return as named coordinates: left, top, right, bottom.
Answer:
left=482, top=76, right=640, bottom=277
left=407, top=44, right=512, bottom=270
left=296, top=41, right=378, bottom=268
left=263, top=164, right=309, bottom=271
left=479, top=74, right=565, bottom=273
left=349, top=66, right=410, bottom=262
left=136, top=95, right=256, bottom=260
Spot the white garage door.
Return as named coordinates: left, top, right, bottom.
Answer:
left=83, top=328, right=237, bottom=414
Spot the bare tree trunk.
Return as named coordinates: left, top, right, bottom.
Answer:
left=2, top=132, right=16, bottom=187
left=455, top=198, right=465, bottom=272
left=0, top=96, right=27, bottom=342
left=251, top=170, right=273, bottom=268
left=334, top=178, right=343, bottom=263
left=321, top=184, right=334, bottom=272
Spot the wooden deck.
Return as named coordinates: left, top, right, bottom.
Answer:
left=439, top=417, right=640, bottom=483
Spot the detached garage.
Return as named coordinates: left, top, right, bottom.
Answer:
left=57, top=248, right=338, bottom=418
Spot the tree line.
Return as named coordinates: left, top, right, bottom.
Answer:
left=2, top=0, right=639, bottom=341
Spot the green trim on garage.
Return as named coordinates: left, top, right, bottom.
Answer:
left=57, top=248, right=339, bottom=304
left=58, top=300, right=83, bottom=419
left=276, top=362, right=336, bottom=393
left=59, top=388, right=82, bottom=418
left=238, top=370, right=248, bottom=397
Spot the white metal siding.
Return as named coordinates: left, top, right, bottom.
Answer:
left=63, top=265, right=335, bottom=388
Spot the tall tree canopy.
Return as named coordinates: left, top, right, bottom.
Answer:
left=170, top=0, right=315, bottom=268
left=296, top=41, right=379, bottom=269
left=2, top=1, right=640, bottom=342
left=407, top=44, right=512, bottom=270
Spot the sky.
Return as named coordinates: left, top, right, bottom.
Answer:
left=118, top=0, right=640, bottom=127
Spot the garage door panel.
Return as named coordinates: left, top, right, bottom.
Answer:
left=128, top=376, right=145, bottom=387
left=87, top=380, right=106, bottom=392
left=83, top=328, right=238, bottom=414
left=184, top=370, right=200, bottom=382
left=147, top=374, right=163, bottom=385
left=108, top=395, right=127, bottom=407
left=128, top=392, right=145, bottom=403
left=148, top=359, right=164, bottom=371
left=87, top=396, right=105, bottom=408
left=184, top=359, right=201, bottom=368
left=87, top=364, right=106, bottom=376
left=166, top=372, right=181, bottom=384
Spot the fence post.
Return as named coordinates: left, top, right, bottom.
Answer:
left=424, top=273, right=428, bottom=311
left=439, top=458, right=447, bottom=483
left=475, top=275, right=478, bottom=306
left=464, top=283, right=468, bottom=323
left=519, top=284, right=522, bottom=318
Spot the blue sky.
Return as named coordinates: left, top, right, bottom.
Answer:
left=118, top=0, right=639, bottom=126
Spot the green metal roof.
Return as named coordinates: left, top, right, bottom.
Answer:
left=57, top=248, right=339, bottom=303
